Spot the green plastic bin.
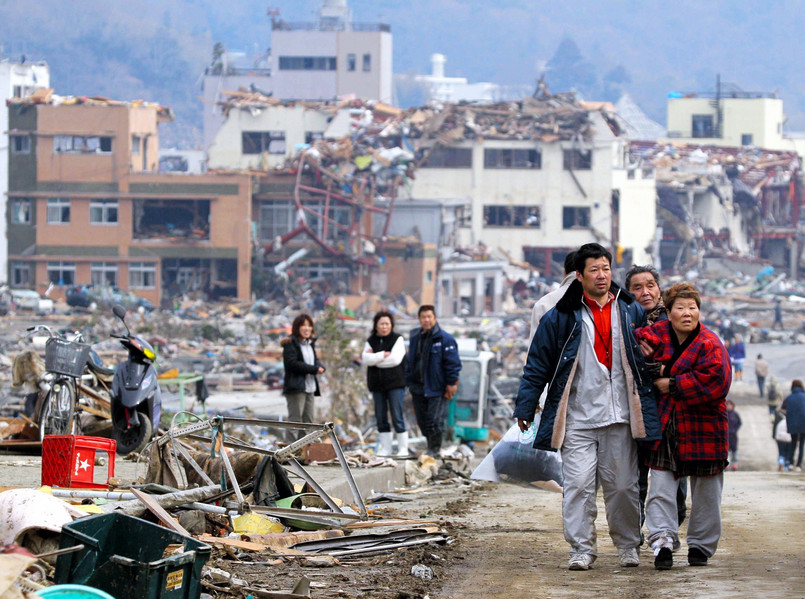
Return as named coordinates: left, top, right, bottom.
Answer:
left=54, top=512, right=211, bottom=599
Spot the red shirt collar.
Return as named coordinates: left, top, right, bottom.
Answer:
left=583, top=291, right=614, bottom=310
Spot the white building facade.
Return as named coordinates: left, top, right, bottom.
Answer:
left=1, top=59, right=49, bottom=284
left=410, top=110, right=656, bottom=276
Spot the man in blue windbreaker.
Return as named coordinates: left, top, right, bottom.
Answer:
left=406, top=305, right=462, bottom=457
left=514, top=243, right=661, bottom=571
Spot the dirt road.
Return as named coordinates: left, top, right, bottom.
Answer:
left=425, top=395, right=805, bottom=599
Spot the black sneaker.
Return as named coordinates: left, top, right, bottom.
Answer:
left=654, top=547, right=673, bottom=570
left=688, top=547, right=708, bottom=566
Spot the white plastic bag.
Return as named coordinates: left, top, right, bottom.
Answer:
left=471, top=416, right=563, bottom=492
left=775, top=417, right=792, bottom=443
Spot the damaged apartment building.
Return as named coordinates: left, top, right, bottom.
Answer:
left=207, top=92, right=438, bottom=305
left=206, top=89, right=658, bottom=315
left=633, top=141, right=803, bottom=277
left=6, top=92, right=253, bottom=306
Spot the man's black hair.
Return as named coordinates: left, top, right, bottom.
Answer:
left=573, top=243, right=612, bottom=274
left=624, top=264, right=660, bottom=291
left=563, top=251, right=578, bottom=275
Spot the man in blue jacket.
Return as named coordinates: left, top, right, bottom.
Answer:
left=514, top=243, right=661, bottom=571
left=406, top=305, right=462, bottom=457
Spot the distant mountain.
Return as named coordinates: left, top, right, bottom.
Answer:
left=3, top=1, right=803, bottom=147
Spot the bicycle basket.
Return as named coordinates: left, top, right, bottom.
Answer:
left=45, top=337, right=92, bottom=378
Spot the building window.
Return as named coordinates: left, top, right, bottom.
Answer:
left=11, top=262, right=31, bottom=287
left=47, top=198, right=70, bottom=224
left=563, top=206, right=591, bottom=229
left=347, top=54, right=356, bottom=71
left=484, top=148, right=541, bottom=169
left=741, top=134, right=753, bottom=146
left=305, top=131, right=323, bottom=144
left=563, top=149, right=592, bottom=170
left=11, top=135, right=31, bottom=154
left=132, top=135, right=141, bottom=156
left=11, top=199, right=31, bottom=224
left=259, top=202, right=294, bottom=241
left=278, top=56, right=336, bottom=71
left=242, top=131, right=286, bottom=155
left=691, top=114, right=714, bottom=138
left=484, top=205, right=540, bottom=227
left=47, top=261, right=76, bottom=286
left=419, top=147, right=472, bottom=168
left=129, top=262, right=157, bottom=289
left=53, top=135, right=113, bottom=154
left=12, top=85, right=22, bottom=98
left=362, top=53, right=371, bottom=72
left=91, top=262, right=118, bottom=286
left=90, top=199, right=118, bottom=225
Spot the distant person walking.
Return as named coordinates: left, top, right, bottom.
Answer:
left=755, top=354, right=769, bottom=398
left=281, top=314, right=325, bottom=441
left=362, top=311, right=408, bottom=457
left=781, top=380, right=805, bottom=472
left=405, top=305, right=462, bottom=457
left=772, top=299, right=784, bottom=330
left=728, top=336, right=745, bottom=381
left=726, top=400, right=742, bottom=470
left=767, top=374, right=782, bottom=416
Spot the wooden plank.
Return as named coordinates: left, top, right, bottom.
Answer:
left=129, top=488, right=192, bottom=537
left=198, top=534, right=267, bottom=552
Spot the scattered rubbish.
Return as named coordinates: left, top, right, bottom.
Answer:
left=410, top=564, right=433, bottom=581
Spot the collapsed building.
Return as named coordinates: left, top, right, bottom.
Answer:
left=208, top=88, right=657, bottom=315
left=633, top=142, right=803, bottom=277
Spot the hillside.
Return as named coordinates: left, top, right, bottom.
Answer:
left=2, top=0, right=803, bottom=147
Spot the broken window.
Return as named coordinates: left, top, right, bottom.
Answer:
left=11, top=134, right=30, bottom=154
left=563, top=206, right=591, bottom=229
left=90, top=199, right=118, bottom=225
left=362, top=53, right=371, bottom=72
left=91, top=262, right=118, bottom=286
left=242, top=131, right=286, bottom=155
left=347, top=53, right=356, bottom=71
left=563, top=149, right=592, bottom=170
left=419, top=147, right=472, bottom=168
left=691, top=115, right=714, bottom=138
left=132, top=199, right=210, bottom=240
left=278, top=56, right=337, bottom=70
left=159, top=155, right=190, bottom=173
left=259, top=201, right=294, bottom=241
left=47, top=198, right=70, bottom=224
left=11, top=262, right=31, bottom=287
left=11, top=198, right=31, bottom=224
left=53, top=135, right=113, bottom=154
left=305, top=131, right=324, bottom=144
left=129, top=262, right=157, bottom=289
left=484, top=148, right=541, bottom=169
left=132, top=135, right=141, bottom=156
left=484, top=205, right=540, bottom=227
left=47, top=261, right=76, bottom=285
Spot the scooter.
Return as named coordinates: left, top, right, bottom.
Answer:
left=110, top=304, right=162, bottom=454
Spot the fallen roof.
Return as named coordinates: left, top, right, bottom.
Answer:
left=7, top=88, right=175, bottom=121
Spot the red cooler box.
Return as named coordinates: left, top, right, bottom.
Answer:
left=42, top=435, right=117, bottom=489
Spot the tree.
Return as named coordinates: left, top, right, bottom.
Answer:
left=315, top=305, right=369, bottom=429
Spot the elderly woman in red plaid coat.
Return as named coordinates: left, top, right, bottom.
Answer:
left=635, top=282, right=732, bottom=571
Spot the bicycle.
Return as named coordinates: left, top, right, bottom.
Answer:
left=26, top=325, right=92, bottom=441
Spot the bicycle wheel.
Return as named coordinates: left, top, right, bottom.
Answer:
left=38, top=379, right=76, bottom=441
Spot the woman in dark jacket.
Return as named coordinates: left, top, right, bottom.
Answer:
left=281, top=314, right=325, bottom=440
left=781, top=379, right=805, bottom=470
left=361, top=311, right=407, bottom=456
left=636, top=282, right=732, bottom=571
